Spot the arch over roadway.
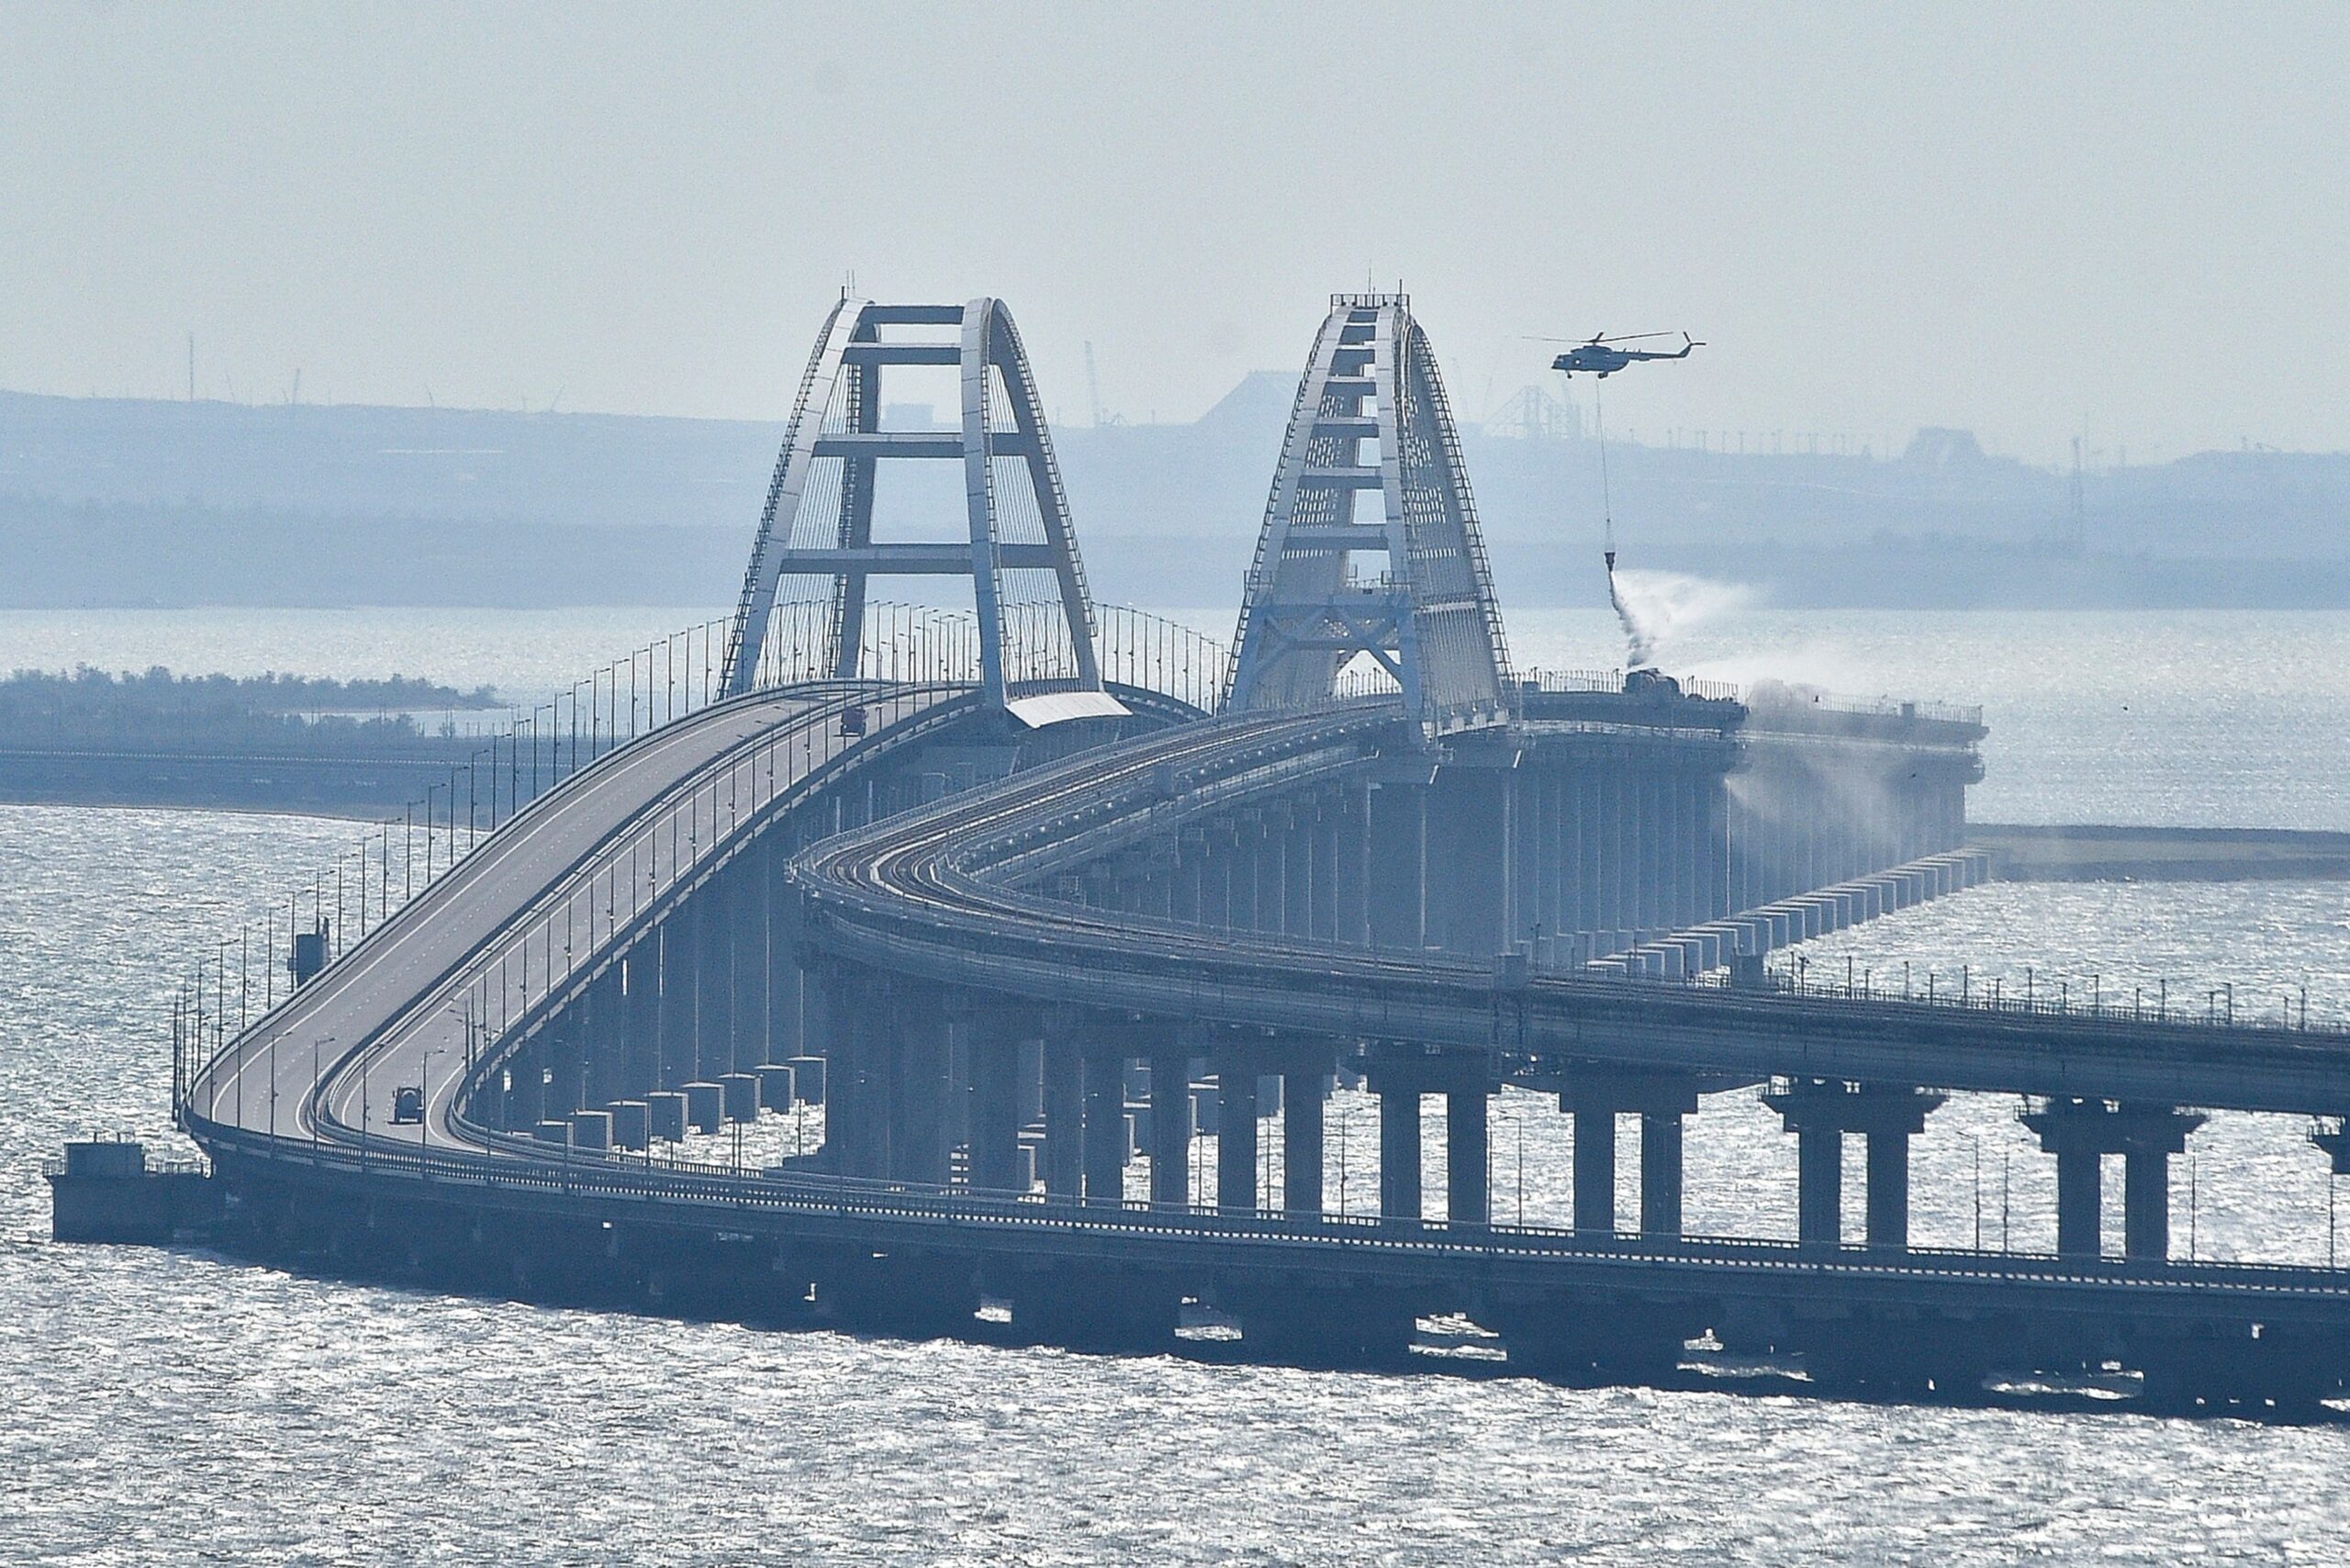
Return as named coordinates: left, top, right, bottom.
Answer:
left=722, top=297, right=1103, bottom=711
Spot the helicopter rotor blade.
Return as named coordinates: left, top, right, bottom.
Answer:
left=1596, top=330, right=1678, bottom=344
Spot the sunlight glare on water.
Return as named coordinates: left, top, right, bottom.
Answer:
left=7, top=610, right=2350, bottom=1562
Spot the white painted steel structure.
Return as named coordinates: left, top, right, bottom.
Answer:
left=1227, top=294, right=1513, bottom=734
left=723, top=298, right=1104, bottom=711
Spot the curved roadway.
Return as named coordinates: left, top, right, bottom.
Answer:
left=177, top=682, right=2350, bottom=1338
left=186, top=680, right=967, bottom=1158
left=798, top=704, right=2350, bottom=1116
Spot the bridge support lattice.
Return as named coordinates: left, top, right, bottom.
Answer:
left=1226, top=293, right=1512, bottom=733
left=722, top=297, right=1111, bottom=716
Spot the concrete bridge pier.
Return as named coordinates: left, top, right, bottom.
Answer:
left=1764, top=1080, right=1947, bottom=1249
left=890, top=985, right=955, bottom=1186
left=1227, top=818, right=1260, bottom=931
left=1376, top=1083, right=1422, bottom=1220
left=2022, top=1099, right=2207, bottom=1260
left=1081, top=1049, right=1128, bottom=1203
left=1427, top=762, right=1511, bottom=958
left=1053, top=1013, right=1161, bottom=1205
left=542, top=1025, right=586, bottom=1120
left=1216, top=1070, right=1259, bottom=1212
left=1446, top=1087, right=1492, bottom=1226
left=1558, top=1068, right=1704, bottom=1238
left=655, top=913, right=692, bottom=1089
left=1283, top=1067, right=1327, bottom=1215
left=692, top=872, right=737, bottom=1081
left=1169, top=832, right=1204, bottom=924
left=812, top=963, right=891, bottom=1177
left=1330, top=786, right=1369, bottom=946
left=1038, top=1030, right=1083, bottom=1198
left=574, top=969, right=621, bottom=1108
left=1148, top=1046, right=1192, bottom=1205
left=764, top=850, right=805, bottom=1065
left=958, top=1000, right=1030, bottom=1193
left=1362, top=1046, right=1497, bottom=1224
left=621, top=940, right=661, bottom=1099
left=727, top=857, right=774, bottom=1073
left=1197, top=1030, right=1340, bottom=1216
left=1366, top=775, right=1429, bottom=952
left=1008, top=1265, right=1180, bottom=1350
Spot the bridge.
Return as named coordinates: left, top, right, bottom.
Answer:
left=118, top=293, right=2350, bottom=1417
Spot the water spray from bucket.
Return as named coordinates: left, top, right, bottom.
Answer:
left=1593, top=383, right=1654, bottom=668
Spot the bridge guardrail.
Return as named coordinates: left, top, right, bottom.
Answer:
left=183, top=1114, right=2350, bottom=1299
left=170, top=601, right=1247, bottom=1134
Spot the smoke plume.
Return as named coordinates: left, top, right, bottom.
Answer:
left=1606, top=567, right=1752, bottom=670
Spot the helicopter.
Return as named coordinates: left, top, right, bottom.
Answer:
left=1545, top=330, right=1704, bottom=378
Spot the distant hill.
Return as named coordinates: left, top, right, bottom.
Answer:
left=3, top=386, right=2345, bottom=610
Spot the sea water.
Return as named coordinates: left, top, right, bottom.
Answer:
left=5, top=606, right=2348, bottom=1563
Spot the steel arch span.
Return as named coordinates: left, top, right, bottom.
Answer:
left=722, top=297, right=1108, bottom=715
left=1226, top=293, right=1514, bottom=734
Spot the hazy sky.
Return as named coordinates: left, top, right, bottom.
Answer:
left=5, top=2, right=2345, bottom=464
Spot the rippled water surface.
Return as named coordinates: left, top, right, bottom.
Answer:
left=7, top=610, right=2350, bottom=1562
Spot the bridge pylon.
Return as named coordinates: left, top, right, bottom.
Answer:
left=1226, top=294, right=1513, bottom=733
left=722, top=297, right=1115, bottom=719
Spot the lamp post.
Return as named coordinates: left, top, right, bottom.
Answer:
left=311, top=1036, right=334, bottom=1158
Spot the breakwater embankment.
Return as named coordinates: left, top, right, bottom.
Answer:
left=1971, top=823, right=2350, bottom=881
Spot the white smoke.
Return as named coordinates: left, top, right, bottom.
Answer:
left=1606, top=567, right=1753, bottom=670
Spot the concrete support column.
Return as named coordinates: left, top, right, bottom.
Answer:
left=1041, top=1035, right=1083, bottom=1198
left=693, top=873, right=734, bottom=1080
left=1572, top=1109, right=1617, bottom=1235
left=1334, top=789, right=1370, bottom=946
left=1309, top=803, right=1340, bottom=943
left=1251, top=815, right=1286, bottom=934
left=1283, top=1070, right=1325, bottom=1215
left=1378, top=1087, right=1423, bottom=1220
left=729, top=857, right=768, bottom=1073
left=1217, top=1071, right=1259, bottom=1212
left=655, top=913, right=691, bottom=1088
left=2022, top=1099, right=2205, bottom=1261
left=1080, top=1051, right=1127, bottom=1204
left=766, top=849, right=804, bottom=1064
left=1228, top=823, right=1259, bottom=931
left=965, top=1014, right=1024, bottom=1193
left=581, top=968, right=626, bottom=1108
left=1148, top=1050, right=1191, bottom=1206
left=621, top=941, right=661, bottom=1096
left=2054, top=1147, right=2103, bottom=1259
left=1561, top=1063, right=1702, bottom=1238
left=1767, top=1079, right=1947, bottom=1251
left=1367, top=778, right=1428, bottom=951
left=1447, top=1088, right=1491, bottom=1226
left=890, top=989, right=953, bottom=1187
left=1173, top=838, right=1205, bottom=925
left=1796, top=1127, right=1842, bottom=1247
left=1639, top=1111, right=1684, bottom=1237
left=2124, top=1148, right=2171, bottom=1262
left=1427, top=766, right=1510, bottom=958
left=1864, top=1130, right=1913, bottom=1251
left=543, top=1025, right=584, bottom=1118
left=822, top=969, right=882, bottom=1179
